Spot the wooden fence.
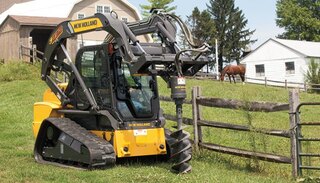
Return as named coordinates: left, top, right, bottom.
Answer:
left=245, top=76, right=320, bottom=92
left=192, top=75, right=320, bottom=92
left=20, top=44, right=44, bottom=62
left=160, top=87, right=304, bottom=178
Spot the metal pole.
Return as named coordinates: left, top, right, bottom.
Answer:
left=176, top=103, right=183, bottom=130
left=215, top=39, right=219, bottom=80
left=60, top=43, right=98, bottom=110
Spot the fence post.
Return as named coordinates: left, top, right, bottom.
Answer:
left=285, top=79, right=288, bottom=89
left=196, top=87, right=203, bottom=143
left=32, top=44, right=37, bottom=63
left=19, top=44, right=22, bottom=60
left=304, top=82, right=307, bottom=92
left=192, top=86, right=199, bottom=151
left=264, top=77, right=267, bottom=87
left=289, top=89, right=300, bottom=178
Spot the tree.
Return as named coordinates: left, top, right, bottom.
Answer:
left=140, top=0, right=177, bottom=17
left=207, top=0, right=255, bottom=71
left=186, top=7, right=215, bottom=46
left=183, top=7, right=215, bottom=68
left=276, top=0, right=320, bottom=41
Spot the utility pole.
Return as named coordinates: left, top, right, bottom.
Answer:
left=215, top=39, right=219, bottom=80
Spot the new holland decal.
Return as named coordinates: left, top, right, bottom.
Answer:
left=70, top=18, right=103, bottom=33
left=49, top=25, right=63, bottom=45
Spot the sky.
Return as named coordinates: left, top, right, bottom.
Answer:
left=129, top=0, right=284, bottom=49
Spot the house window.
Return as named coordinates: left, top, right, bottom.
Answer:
left=104, top=6, right=111, bottom=13
left=96, top=5, right=111, bottom=14
left=121, top=17, right=128, bottom=23
left=96, top=5, right=103, bottom=13
left=285, top=62, right=295, bottom=74
left=78, top=13, right=85, bottom=19
left=255, top=64, right=265, bottom=77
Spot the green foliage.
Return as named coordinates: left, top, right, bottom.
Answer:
left=206, top=0, right=256, bottom=71
left=186, top=7, right=215, bottom=46
left=305, top=59, right=320, bottom=84
left=140, top=0, right=176, bottom=18
left=0, top=62, right=40, bottom=82
left=305, top=59, right=320, bottom=92
left=276, top=0, right=320, bottom=41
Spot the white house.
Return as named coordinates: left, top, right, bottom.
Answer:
left=241, top=38, right=320, bottom=88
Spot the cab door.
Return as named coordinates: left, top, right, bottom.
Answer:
left=74, top=45, right=112, bottom=110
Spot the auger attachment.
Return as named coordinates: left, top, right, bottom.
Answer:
left=169, top=76, right=192, bottom=173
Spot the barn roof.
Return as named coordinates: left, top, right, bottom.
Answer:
left=0, top=0, right=142, bottom=26
left=9, top=15, right=68, bottom=26
left=273, top=38, right=320, bottom=58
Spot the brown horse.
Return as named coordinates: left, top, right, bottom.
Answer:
left=220, top=65, right=246, bottom=83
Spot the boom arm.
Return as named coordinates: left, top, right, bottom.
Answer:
left=42, top=13, right=134, bottom=79
left=42, top=13, right=140, bottom=109
left=41, top=11, right=210, bottom=109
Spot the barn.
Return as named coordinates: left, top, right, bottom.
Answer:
left=0, top=0, right=149, bottom=61
left=241, top=38, right=320, bottom=87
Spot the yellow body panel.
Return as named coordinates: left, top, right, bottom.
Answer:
left=33, top=85, right=66, bottom=137
left=34, top=84, right=166, bottom=158
left=91, top=128, right=167, bottom=158
left=33, top=102, right=62, bottom=137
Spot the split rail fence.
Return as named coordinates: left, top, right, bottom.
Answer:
left=160, top=87, right=319, bottom=178
left=20, top=44, right=44, bottom=62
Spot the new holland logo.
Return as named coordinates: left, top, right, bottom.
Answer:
left=70, top=18, right=103, bottom=33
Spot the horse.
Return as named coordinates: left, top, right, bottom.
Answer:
left=220, top=65, right=246, bottom=84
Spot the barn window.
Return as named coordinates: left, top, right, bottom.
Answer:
left=96, top=5, right=103, bottom=13
left=121, top=17, right=128, bottom=23
left=78, top=13, right=85, bottom=19
left=285, top=62, right=295, bottom=74
left=96, top=5, right=111, bottom=14
left=104, top=6, right=111, bottom=13
left=255, top=64, right=265, bottom=77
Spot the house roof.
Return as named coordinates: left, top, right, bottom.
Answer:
left=273, top=38, right=320, bottom=58
left=8, top=15, right=68, bottom=26
left=240, top=38, right=320, bottom=64
left=0, top=0, right=142, bottom=26
left=0, top=0, right=79, bottom=25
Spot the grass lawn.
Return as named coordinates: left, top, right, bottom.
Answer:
left=1, top=63, right=320, bottom=182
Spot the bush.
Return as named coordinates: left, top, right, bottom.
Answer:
left=0, top=61, right=40, bottom=82
left=305, top=59, right=320, bottom=93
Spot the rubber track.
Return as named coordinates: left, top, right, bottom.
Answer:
left=35, top=118, right=116, bottom=168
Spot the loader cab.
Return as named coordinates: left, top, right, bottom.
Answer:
left=74, top=44, right=159, bottom=121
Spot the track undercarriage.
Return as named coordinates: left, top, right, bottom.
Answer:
left=34, top=118, right=116, bottom=169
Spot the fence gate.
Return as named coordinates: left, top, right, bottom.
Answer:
left=295, top=102, right=320, bottom=177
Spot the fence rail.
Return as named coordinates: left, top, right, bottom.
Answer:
left=20, top=44, right=43, bottom=62
left=159, top=87, right=307, bottom=178
left=192, top=75, right=320, bottom=91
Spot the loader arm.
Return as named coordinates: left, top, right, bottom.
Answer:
left=41, top=13, right=138, bottom=109
left=42, top=13, right=134, bottom=79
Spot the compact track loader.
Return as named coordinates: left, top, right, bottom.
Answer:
left=33, top=10, right=210, bottom=173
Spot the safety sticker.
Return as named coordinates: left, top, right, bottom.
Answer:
left=133, top=129, right=147, bottom=136
left=177, top=77, right=186, bottom=85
